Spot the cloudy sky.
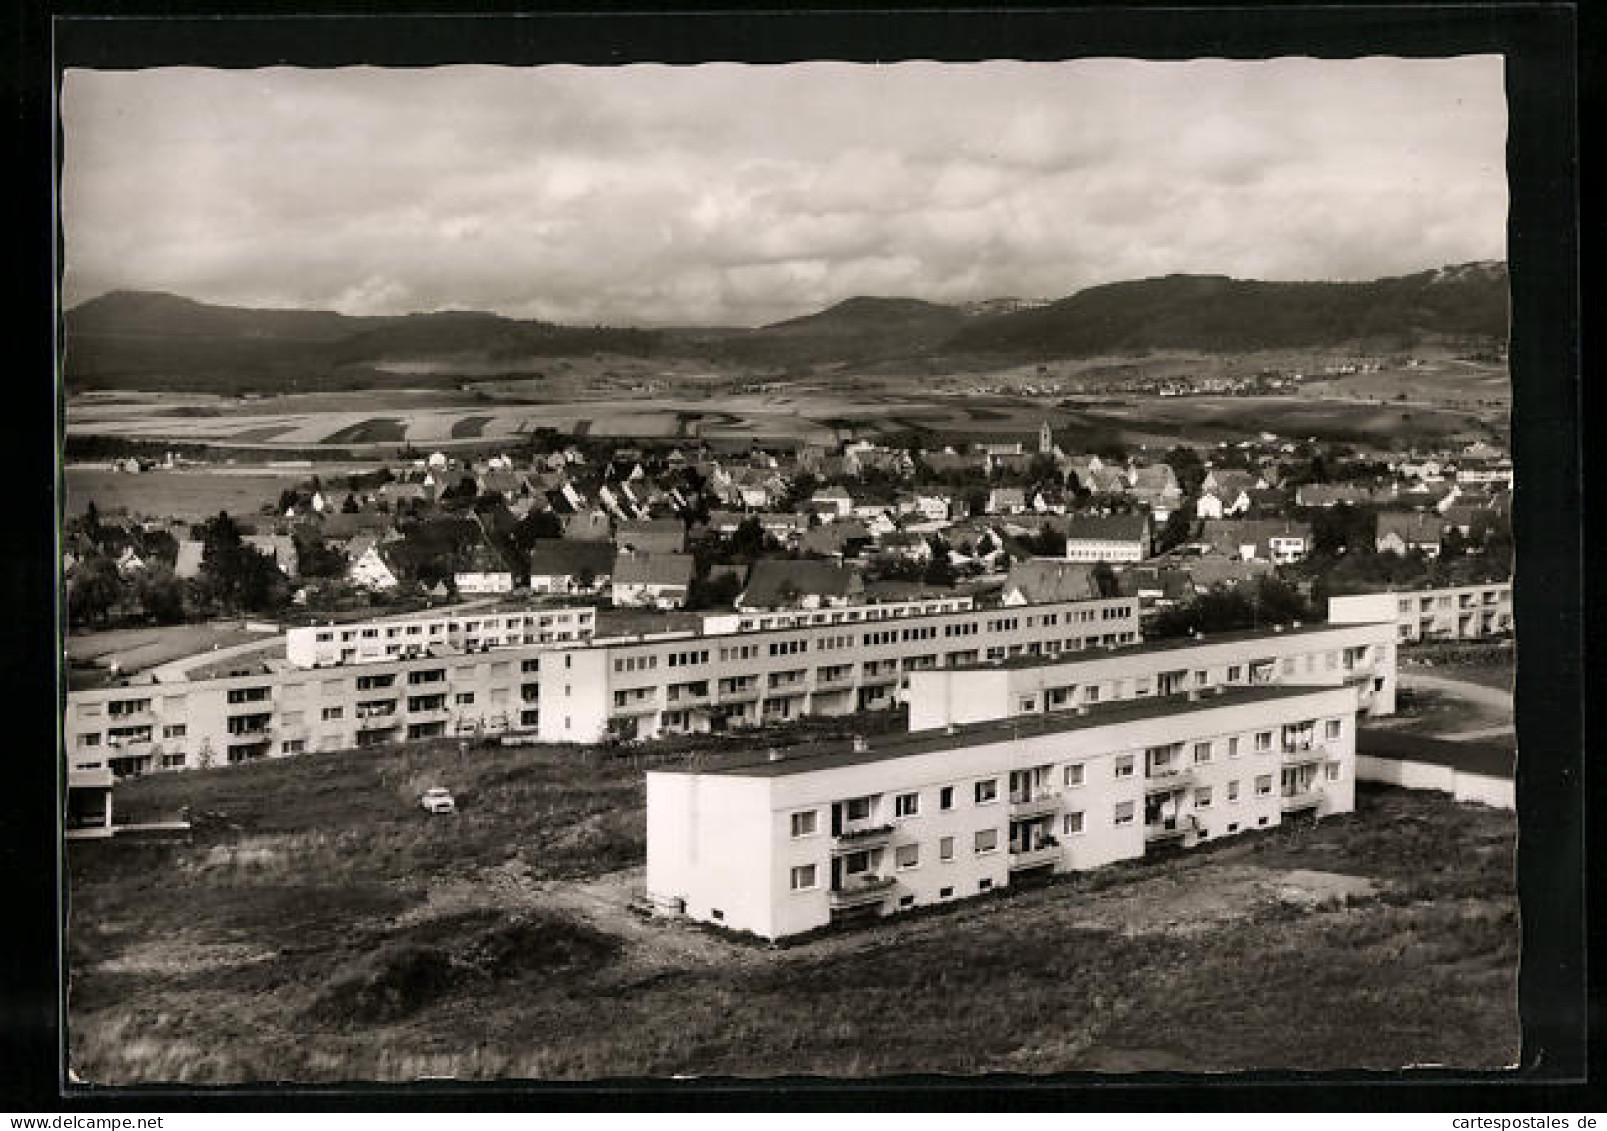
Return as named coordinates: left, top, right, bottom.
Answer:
left=61, top=58, right=1507, bottom=327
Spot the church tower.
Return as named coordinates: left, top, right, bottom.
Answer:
left=1038, top=419, right=1054, bottom=455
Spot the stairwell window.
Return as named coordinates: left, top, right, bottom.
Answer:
left=894, top=792, right=920, bottom=819
left=939, top=786, right=954, bottom=811
left=1325, top=719, right=1343, bottom=741
left=789, top=865, right=817, bottom=892
left=1064, top=811, right=1085, bottom=836
left=974, top=779, right=998, bottom=805
left=1065, top=763, right=1085, bottom=787
left=940, top=836, right=954, bottom=861
left=974, top=828, right=998, bottom=854
left=1256, top=774, right=1273, bottom=797
left=790, top=810, right=818, bottom=839
left=1113, top=801, right=1135, bottom=827
left=895, top=844, right=920, bottom=870
left=1114, top=755, right=1134, bottom=779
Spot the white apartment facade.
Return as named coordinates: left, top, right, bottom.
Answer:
left=905, top=620, right=1399, bottom=732
left=285, top=606, right=595, bottom=668
left=646, top=683, right=1358, bottom=939
left=538, top=596, right=1141, bottom=744
left=1326, top=582, right=1513, bottom=643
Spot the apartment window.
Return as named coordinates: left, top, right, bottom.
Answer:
left=1193, top=741, right=1213, bottom=764
left=1255, top=774, right=1273, bottom=797
left=161, top=753, right=185, bottom=769
left=939, top=786, right=954, bottom=811
left=844, top=797, right=873, bottom=822
left=521, top=658, right=541, bottom=673
left=1282, top=658, right=1296, bottom=676
left=1229, top=736, right=1241, bottom=758
left=939, top=836, right=954, bottom=861
left=894, top=792, right=920, bottom=819
left=281, top=739, right=305, bottom=754
left=1255, top=731, right=1273, bottom=752
left=974, top=828, right=999, bottom=854
left=78, top=733, right=100, bottom=748
left=455, top=692, right=475, bottom=705
left=1227, top=780, right=1240, bottom=802
left=1084, top=685, right=1101, bottom=704
left=162, top=724, right=187, bottom=739
left=1326, top=762, right=1342, bottom=781
left=1064, top=763, right=1085, bottom=787
left=1325, top=719, right=1343, bottom=741
left=1114, top=755, right=1134, bottom=779
left=979, top=879, right=994, bottom=892
left=1227, top=665, right=1243, bottom=682
left=974, top=779, right=998, bottom=805
left=1195, top=786, right=1213, bottom=809
left=321, top=707, right=344, bottom=721
left=1258, top=816, right=1270, bottom=827
left=790, top=810, right=818, bottom=838
left=899, top=895, right=916, bottom=909
left=1113, top=801, right=1135, bottom=827
left=940, top=886, right=955, bottom=899
left=1019, top=697, right=1037, bottom=713
left=789, top=864, right=818, bottom=892
left=843, top=850, right=873, bottom=877
left=1064, top=811, right=1085, bottom=836
left=895, top=844, right=919, bottom=870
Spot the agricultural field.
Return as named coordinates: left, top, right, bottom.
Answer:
left=65, top=468, right=310, bottom=522
left=68, top=732, right=1518, bottom=1083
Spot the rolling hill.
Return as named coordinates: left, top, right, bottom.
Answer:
left=63, top=262, right=1508, bottom=392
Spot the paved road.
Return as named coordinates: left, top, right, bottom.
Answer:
left=1397, top=669, right=1514, bottom=741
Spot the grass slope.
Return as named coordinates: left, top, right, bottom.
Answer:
left=68, top=732, right=1517, bottom=1082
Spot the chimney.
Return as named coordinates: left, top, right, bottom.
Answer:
left=851, top=735, right=869, bottom=753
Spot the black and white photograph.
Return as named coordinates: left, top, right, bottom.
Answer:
left=44, top=14, right=1583, bottom=1094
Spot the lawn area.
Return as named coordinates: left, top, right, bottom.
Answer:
left=68, top=736, right=1518, bottom=1082
left=65, top=622, right=279, bottom=674
left=64, top=468, right=291, bottom=522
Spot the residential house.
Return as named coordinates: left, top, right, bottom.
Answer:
left=810, top=486, right=855, bottom=519
left=611, top=552, right=696, bottom=609
left=737, top=559, right=865, bottom=611
left=875, top=532, right=934, bottom=563
left=801, top=521, right=873, bottom=559
left=174, top=539, right=206, bottom=580
left=348, top=543, right=400, bottom=592
left=616, top=518, right=687, bottom=556
left=563, top=508, right=613, bottom=541
left=1000, top=560, right=1101, bottom=606
left=1198, top=519, right=1312, bottom=564
left=988, top=486, right=1029, bottom=515
left=526, top=539, right=617, bottom=595
left=1376, top=512, right=1443, bottom=558
left=243, top=533, right=299, bottom=579
left=1064, top=514, right=1151, bottom=563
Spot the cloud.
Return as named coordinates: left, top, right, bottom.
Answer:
left=61, top=57, right=1507, bottom=326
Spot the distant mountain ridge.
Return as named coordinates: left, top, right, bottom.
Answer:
left=64, top=263, right=1508, bottom=392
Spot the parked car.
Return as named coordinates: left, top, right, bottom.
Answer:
left=418, top=787, right=457, bottom=814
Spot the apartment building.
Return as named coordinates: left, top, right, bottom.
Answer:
left=906, top=620, right=1399, bottom=732
left=646, top=683, right=1358, bottom=939
left=62, top=595, right=1135, bottom=776
left=1326, top=583, right=1513, bottom=643
left=538, top=595, right=1141, bottom=744
left=284, top=606, right=595, bottom=668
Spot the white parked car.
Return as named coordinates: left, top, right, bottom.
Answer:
left=418, top=787, right=457, bottom=814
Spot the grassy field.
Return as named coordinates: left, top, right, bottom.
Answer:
left=68, top=726, right=1518, bottom=1083
left=64, top=469, right=293, bottom=521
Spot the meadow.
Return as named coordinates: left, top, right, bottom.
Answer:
left=67, top=728, right=1519, bottom=1083
left=64, top=468, right=301, bottom=522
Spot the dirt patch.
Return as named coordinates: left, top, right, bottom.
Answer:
left=307, top=909, right=621, bottom=1026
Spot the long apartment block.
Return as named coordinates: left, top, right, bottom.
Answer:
left=537, top=596, right=1142, bottom=744
left=285, top=606, right=596, bottom=668
left=63, top=595, right=1139, bottom=775
left=646, top=683, right=1359, bottom=940
left=1326, top=582, right=1513, bottom=643
left=905, top=619, right=1399, bottom=733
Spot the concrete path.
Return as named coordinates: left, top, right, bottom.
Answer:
left=1397, top=669, right=1515, bottom=741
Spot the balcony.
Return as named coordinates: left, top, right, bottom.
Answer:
left=1144, top=815, right=1195, bottom=843
left=1281, top=742, right=1328, bottom=766
left=859, top=670, right=900, bottom=687
left=813, top=674, right=854, bottom=690
left=829, top=875, right=896, bottom=907
left=1008, top=788, right=1063, bottom=818
left=1008, top=839, right=1062, bottom=870
left=832, top=823, right=894, bottom=852
left=1281, top=786, right=1323, bottom=812
left=1144, top=766, right=1194, bottom=794
left=407, top=705, right=452, bottom=722
left=358, top=714, right=400, bottom=731
left=715, top=685, right=760, bottom=704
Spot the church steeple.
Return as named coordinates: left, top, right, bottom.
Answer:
left=1038, top=419, right=1054, bottom=455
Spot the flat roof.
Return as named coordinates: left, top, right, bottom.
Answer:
left=946, top=619, right=1395, bottom=672
left=660, top=683, right=1351, bottom=779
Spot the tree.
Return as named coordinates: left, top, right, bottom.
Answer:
left=1155, top=505, right=1196, bottom=554
left=68, top=556, right=122, bottom=627
left=576, top=566, right=597, bottom=592
left=511, top=509, right=562, bottom=553
left=731, top=516, right=766, bottom=559
left=134, top=565, right=186, bottom=624
left=342, top=493, right=360, bottom=514
left=1090, top=560, right=1119, bottom=600
left=922, top=554, right=957, bottom=588
left=686, top=570, right=742, bottom=611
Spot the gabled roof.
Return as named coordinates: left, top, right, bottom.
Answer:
left=611, top=552, right=694, bottom=587
left=1003, top=559, right=1100, bottom=603
left=1064, top=513, right=1149, bottom=542
left=740, top=558, right=863, bottom=607
left=525, top=538, right=617, bottom=577
left=1376, top=511, right=1443, bottom=542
